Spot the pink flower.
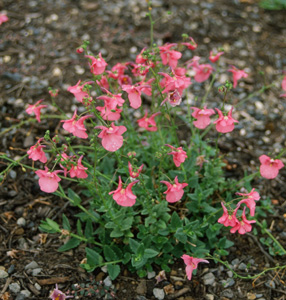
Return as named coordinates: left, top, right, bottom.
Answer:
left=209, top=50, right=224, bottom=63
left=181, top=255, right=209, bottom=281
left=0, top=14, right=9, bottom=25
left=188, top=57, right=213, bottom=82
left=230, top=207, right=256, bottom=235
left=228, top=65, right=248, bottom=88
left=85, top=53, right=108, bottom=75
left=61, top=110, right=92, bottom=139
left=280, top=76, right=286, bottom=97
left=136, top=48, right=148, bottom=64
left=96, top=90, right=125, bottom=121
left=181, top=37, right=198, bottom=50
left=137, top=111, right=161, bottom=132
left=109, top=176, right=139, bottom=207
left=49, top=89, right=59, bottom=97
left=107, top=63, right=127, bottom=80
left=58, top=153, right=73, bottom=177
left=69, top=156, right=88, bottom=179
left=161, top=90, right=182, bottom=107
left=122, top=84, right=150, bottom=109
left=128, top=161, right=144, bottom=178
left=96, top=76, right=109, bottom=90
left=191, top=106, right=215, bottom=129
left=213, top=107, right=239, bottom=133
left=26, top=99, right=47, bottom=123
left=160, top=176, right=188, bottom=203
left=95, top=122, right=127, bottom=152
left=159, top=43, right=182, bottom=69
left=67, top=80, right=93, bottom=104
left=218, top=202, right=239, bottom=227
left=27, top=138, right=47, bottom=163
left=50, top=284, right=73, bottom=300
left=35, top=167, right=62, bottom=193
left=159, top=72, right=191, bottom=96
left=259, top=155, right=284, bottom=179
left=165, top=144, right=188, bottom=167
left=236, top=188, right=260, bottom=216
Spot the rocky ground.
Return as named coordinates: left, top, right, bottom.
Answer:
left=0, top=0, right=286, bottom=299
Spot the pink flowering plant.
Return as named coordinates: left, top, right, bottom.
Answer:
left=2, top=5, right=286, bottom=284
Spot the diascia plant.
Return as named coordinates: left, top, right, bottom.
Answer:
left=1, top=4, right=286, bottom=283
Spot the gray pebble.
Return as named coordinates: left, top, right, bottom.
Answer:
left=147, top=271, right=156, bottom=279
left=24, top=261, right=39, bottom=270
left=221, top=278, right=235, bottom=288
left=136, top=296, right=147, bottom=300
left=256, top=294, right=263, bottom=298
left=153, top=288, right=165, bottom=300
left=231, top=258, right=240, bottom=267
left=32, top=268, right=42, bottom=276
left=9, top=170, right=17, bottom=179
left=17, top=217, right=26, bottom=227
left=227, top=270, right=233, bottom=278
left=0, top=270, right=8, bottom=278
left=15, top=294, right=26, bottom=300
left=203, top=272, right=215, bottom=286
left=34, top=283, right=41, bottom=290
left=265, top=280, right=275, bottom=289
left=20, top=290, right=31, bottom=298
left=9, top=283, right=21, bottom=294
left=103, top=276, right=112, bottom=287
left=221, top=288, right=234, bottom=298
left=8, top=264, right=15, bottom=274
left=238, top=263, right=247, bottom=270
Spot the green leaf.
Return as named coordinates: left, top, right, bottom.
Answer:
left=85, top=247, right=103, bottom=267
left=129, top=239, right=140, bottom=253
left=104, top=245, right=118, bottom=262
left=170, top=212, right=182, bottom=231
left=84, top=219, right=93, bottom=238
left=144, top=248, right=159, bottom=259
left=62, top=214, right=71, bottom=231
left=46, top=218, right=60, bottom=232
left=107, top=264, right=120, bottom=280
left=122, top=252, right=131, bottom=264
left=58, top=237, right=81, bottom=252
left=121, top=217, right=133, bottom=231
left=174, top=228, right=187, bottom=244
left=110, top=228, right=124, bottom=238
left=68, top=188, right=81, bottom=206
left=76, top=220, right=83, bottom=236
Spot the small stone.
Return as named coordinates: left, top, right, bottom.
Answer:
left=205, top=294, right=214, bottom=300
left=136, top=280, right=147, bottom=295
left=136, top=296, right=147, bottom=300
left=9, top=170, right=17, bottom=179
left=203, top=272, right=215, bottom=286
left=24, top=261, right=39, bottom=270
left=9, top=283, right=21, bottom=294
left=103, top=276, right=112, bottom=287
left=147, top=271, right=156, bottom=279
left=255, top=294, right=263, bottom=299
left=226, top=270, right=233, bottom=278
left=8, top=265, right=15, bottom=274
left=247, top=292, right=256, bottom=300
left=163, top=284, right=174, bottom=295
left=153, top=288, right=165, bottom=300
left=15, top=294, right=26, bottom=300
left=34, top=283, right=41, bottom=290
left=238, top=263, right=247, bottom=270
left=20, top=290, right=31, bottom=298
left=0, top=269, right=8, bottom=278
left=222, top=278, right=235, bottom=288
left=221, top=288, right=234, bottom=298
left=17, top=217, right=26, bottom=227
left=265, top=280, right=275, bottom=289
left=32, top=268, right=42, bottom=276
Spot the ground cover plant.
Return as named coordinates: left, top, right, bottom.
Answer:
left=0, top=1, right=286, bottom=299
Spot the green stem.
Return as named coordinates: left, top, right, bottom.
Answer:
left=207, top=255, right=286, bottom=279
left=255, top=219, right=286, bottom=255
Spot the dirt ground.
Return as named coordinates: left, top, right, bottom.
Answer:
left=0, top=0, right=286, bottom=299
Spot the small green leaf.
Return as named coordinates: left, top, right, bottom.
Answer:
left=174, top=228, right=187, bottom=244
left=144, top=248, right=159, bottom=259
left=68, top=188, right=81, bottom=206
left=46, top=218, right=60, bottom=232
left=85, top=247, right=103, bottom=267
left=129, top=239, right=140, bottom=253
left=170, top=212, right=182, bottom=231
left=110, top=228, right=124, bottom=238
left=58, top=237, right=81, bottom=252
left=62, top=214, right=71, bottom=231
left=84, top=219, right=93, bottom=238
left=107, top=264, right=120, bottom=280
left=104, top=245, right=118, bottom=262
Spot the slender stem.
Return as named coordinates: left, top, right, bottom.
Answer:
left=255, top=219, right=286, bottom=255
left=207, top=255, right=286, bottom=279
